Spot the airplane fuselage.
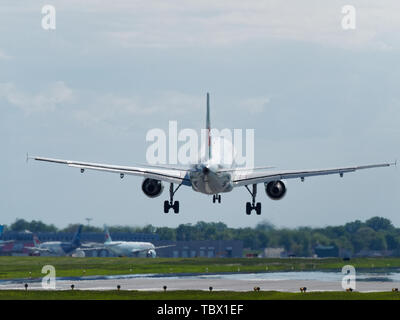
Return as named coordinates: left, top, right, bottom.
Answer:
left=104, top=241, right=156, bottom=257
left=36, top=241, right=78, bottom=255
left=189, top=163, right=233, bottom=195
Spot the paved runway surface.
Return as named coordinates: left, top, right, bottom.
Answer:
left=0, top=277, right=399, bottom=292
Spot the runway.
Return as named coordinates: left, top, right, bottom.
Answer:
left=0, top=272, right=399, bottom=292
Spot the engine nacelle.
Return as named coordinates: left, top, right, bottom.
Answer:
left=146, top=249, right=156, bottom=258
left=141, top=178, right=163, bottom=198
left=265, top=180, right=286, bottom=200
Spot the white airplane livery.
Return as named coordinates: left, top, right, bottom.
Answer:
left=101, top=226, right=172, bottom=257
left=29, top=93, right=396, bottom=215
left=26, top=225, right=83, bottom=256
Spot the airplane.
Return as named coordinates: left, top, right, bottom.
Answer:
left=29, top=93, right=396, bottom=215
left=92, top=225, right=173, bottom=257
left=25, top=225, right=83, bottom=256
left=0, top=225, right=14, bottom=246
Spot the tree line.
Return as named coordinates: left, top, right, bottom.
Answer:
left=4, top=217, right=400, bottom=256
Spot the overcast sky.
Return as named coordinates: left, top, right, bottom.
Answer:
left=1, top=1, right=399, bottom=229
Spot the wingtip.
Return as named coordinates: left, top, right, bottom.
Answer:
left=26, top=153, right=35, bottom=163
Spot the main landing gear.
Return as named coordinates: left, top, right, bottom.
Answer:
left=245, top=184, right=261, bottom=215
left=212, top=194, right=221, bottom=203
left=164, top=183, right=182, bottom=214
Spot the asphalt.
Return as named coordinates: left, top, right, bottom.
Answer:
left=0, top=277, right=398, bottom=292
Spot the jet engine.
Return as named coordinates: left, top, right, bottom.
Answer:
left=146, top=249, right=156, bottom=258
left=141, top=178, right=163, bottom=198
left=265, top=180, right=286, bottom=200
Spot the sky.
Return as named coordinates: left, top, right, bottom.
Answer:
left=0, top=0, right=399, bottom=229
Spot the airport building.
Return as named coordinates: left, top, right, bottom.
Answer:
left=152, top=240, right=243, bottom=258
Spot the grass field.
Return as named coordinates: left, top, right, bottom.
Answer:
left=0, top=290, right=399, bottom=300
left=0, top=256, right=399, bottom=280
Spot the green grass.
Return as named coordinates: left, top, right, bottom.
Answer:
left=0, top=290, right=399, bottom=300
left=0, top=256, right=399, bottom=280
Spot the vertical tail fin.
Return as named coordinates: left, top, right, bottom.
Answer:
left=71, top=225, right=82, bottom=247
left=33, top=235, right=41, bottom=247
left=104, top=225, right=112, bottom=243
left=206, top=92, right=212, bottom=160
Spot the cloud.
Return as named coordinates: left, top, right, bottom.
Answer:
left=4, top=1, right=400, bottom=50
left=0, top=81, right=74, bottom=114
left=238, top=97, right=270, bottom=114
left=96, top=0, right=400, bottom=50
left=0, top=49, right=12, bottom=60
left=73, top=91, right=205, bottom=127
left=0, top=81, right=204, bottom=127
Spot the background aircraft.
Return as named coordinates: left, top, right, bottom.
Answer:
left=0, top=225, right=14, bottom=246
left=97, top=226, right=173, bottom=257
left=30, top=93, right=396, bottom=215
left=26, top=225, right=83, bottom=256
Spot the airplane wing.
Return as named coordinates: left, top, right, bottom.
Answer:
left=131, top=244, right=175, bottom=254
left=154, top=244, right=175, bottom=250
left=0, top=240, right=14, bottom=245
left=232, top=162, right=396, bottom=187
left=30, top=156, right=191, bottom=185
left=130, top=248, right=149, bottom=254
left=79, top=243, right=121, bottom=251
left=78, top=246, right=105, bottom=251
left=218, top=166, right=275, bottom=172
left=24, top=246, right=52, bottom=253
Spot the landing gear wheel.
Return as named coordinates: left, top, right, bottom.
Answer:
left=164, top=201, right=170, bottom=214
left=245, top=184, right=262, bottom=215
left=213, top=194, right=222, bottom=204
left=164, top=183, right=182, bottom=213
left=256, top=202, right=261, bottom=215
left=173, top=201, right=180, bottom=214
left=246, top=202, right=252, bottom=215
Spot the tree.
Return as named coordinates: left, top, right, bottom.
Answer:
left=9, top=219, right=30, bottom=232
left=278, top=230, right=293, bottom=252
left=351, top=227, right=375, bottom=252
left=60, top=224, right=81, bottom=233
left=351, top=227, right=387, bottom=252
left=345, top=220, right=363, bottom=233
left=385, top=234, right=400, bottom=251
left=366, top=217, right=394, bottom=232
left=10, top=219, right=57, bottom=233
left=156, top=227, right=176, bottom=241
left=255, top=220, right=275, bottom=232
left=369, top=234, right=387, bottom=251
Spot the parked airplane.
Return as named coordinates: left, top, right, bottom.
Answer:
left=96, top=226, right=172, bottom=257
left=26, top=225, right=83, bottom=256
left=29, top=93, right=396, bottom=215
left=0, top=225, right=14, bottom=246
